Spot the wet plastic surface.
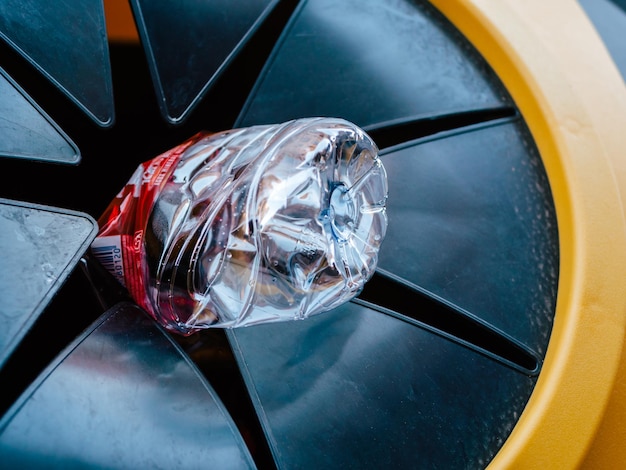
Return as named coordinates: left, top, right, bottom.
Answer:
left=0, top=199, right=97, bottom=369
left=0, top=302, right=255, bottom=469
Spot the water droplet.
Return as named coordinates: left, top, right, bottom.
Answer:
left=41, top=263, right=55, bottom=283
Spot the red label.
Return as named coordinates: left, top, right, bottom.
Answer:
left=93, top=132, right=210, bottom=318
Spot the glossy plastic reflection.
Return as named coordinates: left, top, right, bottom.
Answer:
left=148, top=118, right=387, bottom=333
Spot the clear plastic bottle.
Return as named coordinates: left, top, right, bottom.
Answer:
left=92, top=118, right=388, bottom=335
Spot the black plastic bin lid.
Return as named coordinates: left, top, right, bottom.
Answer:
left=0, top=0, right=565, bottom=467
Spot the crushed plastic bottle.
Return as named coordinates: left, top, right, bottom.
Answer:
left=92, top=117, right=388, bottom=335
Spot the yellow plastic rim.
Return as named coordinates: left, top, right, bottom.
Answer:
left=428, top=0, right=626, bottom=467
